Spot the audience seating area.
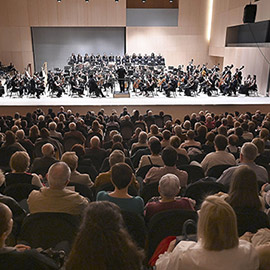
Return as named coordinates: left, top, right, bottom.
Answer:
left=1, top=106, right=270, bottom=268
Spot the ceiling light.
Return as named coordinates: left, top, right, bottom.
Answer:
left=142, top=0, right=146, bottom=3
left=57, top=0, right=61, bottom=2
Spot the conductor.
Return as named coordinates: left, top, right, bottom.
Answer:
left=116, top=65, right=127, bottom=93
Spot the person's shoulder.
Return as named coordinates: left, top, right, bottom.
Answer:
left=96, top=190, right=108, bottom=200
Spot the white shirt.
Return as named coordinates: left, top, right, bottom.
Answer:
left=156, top=240, right=259, bottom=270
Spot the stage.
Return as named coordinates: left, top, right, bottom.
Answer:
left=0, top=91, right=270, bottom=119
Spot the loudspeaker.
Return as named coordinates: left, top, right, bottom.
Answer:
left=243, top=4, right=257, bottom=24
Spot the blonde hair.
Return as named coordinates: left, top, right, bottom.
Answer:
left=198, top=195, right=239, bottom=251
left=61, top=152, right=78, bottom=171
left=10, top=151, right=30, bottom=172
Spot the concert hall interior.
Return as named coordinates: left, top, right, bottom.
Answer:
left=0, top=0, right=270, bottom=116
left=2, top=1, right=270, bottom=269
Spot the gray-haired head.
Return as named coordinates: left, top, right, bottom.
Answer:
left=109, top=150, right=125, bottom=167
left=47, top=162, right=70, bottom=189
left=240, top=142, right=258, bottom=161
left=159, top=173, right=180, bottom=198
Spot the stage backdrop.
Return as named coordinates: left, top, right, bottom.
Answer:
left=31, top=27, right=126, bottom=71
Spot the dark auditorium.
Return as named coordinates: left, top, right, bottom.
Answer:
left=0, top=0, right=270, bottom=269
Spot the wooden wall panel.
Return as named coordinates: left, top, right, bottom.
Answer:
left=126, top=0, right=218, bottom=67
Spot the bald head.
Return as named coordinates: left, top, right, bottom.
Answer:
left=90, top=136, right=100, bottom=148
left=47, top=162, right=70, bottom=189
left=69, top=122, right=76, bottom=131
left=42, top=143, right=54, bottom=157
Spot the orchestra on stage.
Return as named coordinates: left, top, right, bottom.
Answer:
left=0, top=53, right=258, bottom=99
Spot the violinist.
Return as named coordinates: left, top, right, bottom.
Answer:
left=0, top=81, right=4, bottom=97
left=88, top=74, right=105, bottom=97
left=70, top=75, right=84, bottom=96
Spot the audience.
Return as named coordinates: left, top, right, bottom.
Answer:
left=144, top=146, right=188, bottom=188
left=201, top=134, right=236, bottom=174
left=155, top=196, right=259, bottom=270
left=61, top=151, right=94, bottom=187
left=30, top=143, right=58, bottom=178
left=1, top=151, right=43, bottom=188
left=65, top=201, right=144, bottom=270
left=96, top=163, right=144, bottom=214
left=144, top=174, right=195, bottom=222
left=0, top=107, right=270, bottom=269
left=27, top=162, right=89, bottom=215
left=0, top=203, right=58, bottom=270
left=217, top=142, right=268, bottom=187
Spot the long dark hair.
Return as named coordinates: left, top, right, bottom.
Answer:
left=66, top=201, right=144, bottom=270
left=226, top=165, right=261, bottom=210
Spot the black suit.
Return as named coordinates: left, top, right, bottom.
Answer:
left=116, top=67, right=127, bottom=92
left=88, top=78, right=105, bottom=97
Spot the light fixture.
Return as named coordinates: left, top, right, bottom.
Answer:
left=142, top=0, right=146, bottom=3
left=57, top=0, right=61, bottom=2
left=115, top=0, right=119, bottom=2
left=85, top=0, right=89, bottom=2
left=169, top=0, right=173, bottom=2
left=207, top=0, right=214, bottom=42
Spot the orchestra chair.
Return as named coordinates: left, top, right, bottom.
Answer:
left=184, top=180, right=227, bottom=209
left=18, top=213, right=80, bottom=251
left=121, top=211, right=147, bottom=249
left=206, top=164, right=234, bottom=179
left=147, top=209, right=198, bottom=260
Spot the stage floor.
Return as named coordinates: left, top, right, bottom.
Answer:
left=0, top=91, right=269, bottom=107
left=0, top=90, right=270, bottom=119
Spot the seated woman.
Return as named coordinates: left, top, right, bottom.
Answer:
left=96, top=163, right=144, bottom=215
left=137, top=138, right=164, bottom=170
left=226, top=166, right=270, bottom=236
left=144, top=174, right=195, bottom=222
left=1, top=151, right=43, bottom=188
left=156, top=195, right=259, bottom=270
left=65, top=201, right=144, bottom=270
left=0, top=203, right=58, bottom=270
left=180, top=130, right=202, bottom=154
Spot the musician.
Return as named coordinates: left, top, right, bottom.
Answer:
left=0, top=81, right=4, bottom=97
left=88, top=74, right=105, bottom=97
left=29, top=75, right=43, bottom=99
left=164, top=75, right=178, bottom=97
left=84, top=53, right=90, bottom=63
left=77, top=54, right=83, bottom=64
left=70, top=75, right=84, bottom=96
left=116, top=65, right=127, bottom=93
left=52, top=76, right=64, bottom=98
left=68, top=53, right=76, bottom=65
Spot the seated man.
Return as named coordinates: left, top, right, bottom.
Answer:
left=28, top=162, right=89, bottom=215
left=144, top=146, right=188, bottom=188
left=0, top=203, right=58, bottom=270
left=61, top=151, right=94, bottom=187
left=96, top=163, right=144, bottom=215
left=144, top=174, right=195, bottom=222
left=217, top=142, right=268, bottom=188
left=64, top=122, right=86, bottom=145
left=201, top=134, right=236, bottom=175
left=95, top=150, right=139, bottom=190
left=30, top=143, right=58, bottom=178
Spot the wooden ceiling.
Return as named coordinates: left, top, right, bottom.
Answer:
left=127, top=0, right=178, bottom=9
